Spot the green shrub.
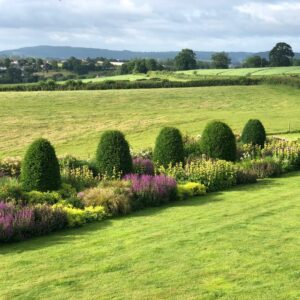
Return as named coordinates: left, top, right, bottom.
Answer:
left=61, top=165, right=99, bottom=191
left=80, top=180, right=132, bottom=216
left=96, top=130, right=132, bottom=177
left=177, top=182, right=206, bottom=199
left=262, top=139, right=300, bottom=171
left=153, top=127, right=185, bottom=167
left=200, top=121, right=237, bottom=162
left=241, top=119, right=266, bottom=148
left=239, top=157, right=282, bottom=179
left=235, top=169, right=257, bottom=185
left=24, top=191, right=61, bottom=205
left=55, top=204, right=106, bottom=227
left=21, top=138, right=61, bottom=192
left=0, top=157, right=22, bottom=177
left=158, top=159, right=236, bottom=192
left=0, top=177, right=23, bottom=201
left=182, top=134, right=202, bottom=161
left=60, top=197, right=84, bottom=209
left=58, top=183, right=77, bottom=199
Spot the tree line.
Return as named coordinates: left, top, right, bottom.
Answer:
left=0, top=42, right=298, bottom=84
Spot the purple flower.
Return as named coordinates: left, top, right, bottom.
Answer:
left=132, top=158, right=155, bottom=176
left=0, top=201, right=67, bottom=242
left=124, top=174, right=177, bottom=207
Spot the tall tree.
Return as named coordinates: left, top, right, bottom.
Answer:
left=269, top=42, right=294, bottom=67
left=211, top=52, right=231, bottom=69
left=175, top=49, right=197, bottom=70
left=243, top=55, right=269, bottom=68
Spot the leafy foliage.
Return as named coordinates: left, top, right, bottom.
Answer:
left=158, top=159, right=236, bottom=192
left=269, top=42, right=294, bottom=67
left=177, top=182, right=206, bottom=199
left=80, top=181, right=132, bottom=216
left=174, top=49, right=197, bottom=70
left=96, top=130, right=133, bottom=177
left=200, top=121, right=237, bottom=162
left=21, top=138, right=61, bottom=192
left=153, top=127, right=185, bottom=167
left=211, top=52, right=231, bottom=69
left=241, top=119, right=266, bottom=148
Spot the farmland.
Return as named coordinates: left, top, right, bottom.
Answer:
left=180, top=66, right=300, bottom=77
left=77, top=66, right=300, bottom=83
left=1, top=84, right=300, bottom=159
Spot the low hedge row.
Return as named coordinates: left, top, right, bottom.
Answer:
left=0, top=77, right=260, bottom=92
left=2, top=75, right=300, bottom=92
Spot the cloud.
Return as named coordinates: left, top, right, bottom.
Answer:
left=235, top=2, right=300, bottom=25
left=0, top=0, right=299, bottom=51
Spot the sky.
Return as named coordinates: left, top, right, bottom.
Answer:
left=0, top=0, right=300, bottom=52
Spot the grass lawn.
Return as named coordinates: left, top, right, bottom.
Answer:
left=1, top=85, right=300, bottom=159
left=1, top=172, right=300, bottom=299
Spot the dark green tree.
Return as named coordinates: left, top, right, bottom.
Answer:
left=175, top=49, right=197, bottom=70
left=133, top=59, right=148, bottom=73
left=96, top=130, right=132, bottom=177
left=269, top=42, right=294, bottom=66
left=200, top=121, right=236, bottom=161
left=243, top=55, right=269, bottom=68
left=21, top=138, right=61, bottom=192
left=241, top=119, right=266, bottom=148
left=211, top=52, right=231, bottom=69
left=153, top=127, right=185, bottom=167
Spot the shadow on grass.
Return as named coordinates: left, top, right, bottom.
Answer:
left=1, top=171, right=299, bottom=253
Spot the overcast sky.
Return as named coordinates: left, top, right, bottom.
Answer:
left=1, top=0, right=300, bottom=52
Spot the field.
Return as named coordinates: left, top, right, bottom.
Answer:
left=1, top=84, right=300, bottom=159
left=180, top=66, right=300, bottom=77
left=72, top=66, right=300, bottom=83
left=1, top=172, right=300, bottom=299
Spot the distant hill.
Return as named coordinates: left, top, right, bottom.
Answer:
left=0, top=45, right=299, bottom=63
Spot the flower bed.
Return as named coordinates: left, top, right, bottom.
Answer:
left=1, top=127, right=300, bottom=243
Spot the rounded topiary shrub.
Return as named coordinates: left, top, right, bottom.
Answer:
left=21, top=138, right=61, bottom=192
left=96, top=130, right=132, bottom=177
left=153, top=127, right=184, bottom=167
left=241, top=119, right=266, bottom=148
left=200, top=121, right=237, bottom=162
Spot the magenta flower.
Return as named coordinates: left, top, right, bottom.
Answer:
left=132, top=158, right=155, bottom=175
left=124, top=174, right=177, bottom=207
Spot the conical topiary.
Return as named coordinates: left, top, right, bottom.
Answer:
left=21, top=138, right=61, bottom=192
left=241, top=119, right=266, bottom=148
left=153, top=127, right=185, bottom=167
left=96, top=130, right=132, bottom=177
left=200, top=121, right=236, bottom=161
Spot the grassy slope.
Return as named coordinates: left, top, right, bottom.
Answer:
left=1, top=172, right=300, bottom=299
left=180, top=66, right=300, bottom=76
left=1, top=85, right=300, bottom=159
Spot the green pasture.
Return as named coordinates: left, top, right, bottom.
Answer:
left=180, top=66, right=300, bottom=77
left=1, top=85, right=300, bottom=159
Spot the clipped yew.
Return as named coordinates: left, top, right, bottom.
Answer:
left=21, top=138, right=61, bottom=192
left=96, top=130, right=132, bottom=177
left=153, top=127, right=184, bottom=167
left=200, top=121, right=237, bottom=161
left=241, top=119, right=266, bottom=148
